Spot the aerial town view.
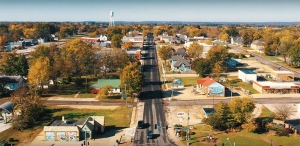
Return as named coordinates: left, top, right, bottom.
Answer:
left=0, top=0, right=300, bottom=146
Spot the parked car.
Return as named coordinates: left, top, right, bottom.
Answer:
left=147, top=130, right=153, bottom=139
left=137, top=120, right=144, bottom=129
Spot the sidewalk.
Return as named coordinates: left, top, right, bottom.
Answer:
left=251, top=94, right=300, bottom=98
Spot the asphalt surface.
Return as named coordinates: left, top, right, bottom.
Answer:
left=133, top=33, right=176, bottom=146
left=228, top=44, right=300, bottom=78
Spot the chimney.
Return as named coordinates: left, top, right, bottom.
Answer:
left=62, top=116, right=65, bottom=121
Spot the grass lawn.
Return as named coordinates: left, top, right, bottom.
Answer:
left=180, top=125, right=300, bottom=146
left=232, top=82, right=260, bottom=94
left=0, top=106, right=131, bottom=145
left=164, top=77, right=203, bottom=87
left=259, top=106, right=272, bottom=118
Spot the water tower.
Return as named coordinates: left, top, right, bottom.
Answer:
left=109, top=11, right=115, bottom=27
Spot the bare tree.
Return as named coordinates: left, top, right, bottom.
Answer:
left=274, top=104, right=294, bottom=121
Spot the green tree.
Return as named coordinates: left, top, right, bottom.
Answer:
left=0, top=52, right=29, bottom=76
left=120, top=62, right=145, bottom=97
left=289, top=40, right=300, bottom=67
left=111, top=34, right=122, bottom=48
left=187, top=42, right=203, bottom=58
left=192, top=58, right=211, bottom=77
left=158, top=45, right=173, bottom=63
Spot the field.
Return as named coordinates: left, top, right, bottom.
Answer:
left=0, top=106, right=132, bottom=145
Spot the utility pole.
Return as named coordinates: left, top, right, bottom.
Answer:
left=187, top=109, right=190, bottom=146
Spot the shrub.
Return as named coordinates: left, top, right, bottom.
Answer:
left=74, top=78, right=84, bottom=86
left=277, top=128, right=294, bottom=136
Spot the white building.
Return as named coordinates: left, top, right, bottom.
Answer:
left=238, top=70, right=257, bottom=83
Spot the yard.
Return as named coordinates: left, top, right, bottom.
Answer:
left=222, top=77, right=260, bottom=94
left=179, top=106, right=300, bottom=146
left=0, top=106, right=132, bottom=145
left=162, top=77, right=203, bottom=90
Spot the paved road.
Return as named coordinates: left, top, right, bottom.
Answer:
left=228, top=44, right=300, bottom=78
left=164, top=97, right=300, bottom=106
left=133, top=33, right=175, bottom=146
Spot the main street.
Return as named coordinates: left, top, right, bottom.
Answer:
left=133, top=33, right=176, bottom=146
left=228, top=44, right=300, bottom=78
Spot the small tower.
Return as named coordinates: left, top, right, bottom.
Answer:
left=109, top=11, right=115, bottom=27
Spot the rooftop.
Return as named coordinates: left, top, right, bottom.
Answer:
left=50, top=119, right=85, bottom=126
left=202, top=108, right=216, bottom=115
left=272, top=71, right=294, bottom=74
left=256, top=81, right=298, bottom=88
left=240, top=70, right=256, bottom=74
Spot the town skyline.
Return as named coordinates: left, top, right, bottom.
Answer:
left=0, top=0, right=300, bottom=22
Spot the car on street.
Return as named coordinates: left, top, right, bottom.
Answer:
left=137, top=120, right=144, bottom=129
left=147, top=130, right=153, bottom=139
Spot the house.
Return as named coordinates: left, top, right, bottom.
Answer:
left=251, top=40, right=264, bottom=50
left=126, top=48, right=142, bottom=60
left=6, top=42, right=24, bottom=50
left=196, top=77, right=225, bottom=97
left=227, top=58, right=241, bottom=67
left=271, top=71, right=294, bottom=82
left=173, top=47, right=189, bottom=58
left=99, top=35, right=108, bottom=41
left=0, top=102, right=13, bottom=124
left=22, top=39, right=36, bottom=46
left=158, top=35, right=173, bottom=44
left=43, top=116, right=105, bottom=141
left=231, top=37, right=243, bottom=45
left=80, top=37, right=99, bottom=43
left=0, top=75, right=24, bottom=91
left=253, top=81, right=299, bottom=94
left=170, top=55, right=191, bottom=72
left=238, top=70, right=257, bottom=83
left=90, top=79, right=121, bottom=94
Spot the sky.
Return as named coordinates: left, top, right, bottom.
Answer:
left=0, top=0, right=299, bottom=22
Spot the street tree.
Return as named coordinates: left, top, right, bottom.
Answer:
left=241, top=119, right=258, bottom=132
left=191, top=58, right=211, bottom=77
left=10, top=85, right=45, bottom=130
left=97, top=85, right=114, bottom=100
left=158, top=45, right=173, bottom=63
left=274, top=104, right=294, bottom=121
left=187, top=42, right=203, bottom=59
left=120, top=62, right=145, bottom=98
left=229, top=97, right=256, bottom=125
left=27, top=56, right=51, bottom=95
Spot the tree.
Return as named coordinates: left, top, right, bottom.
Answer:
left=274, top=104, right=294, bottom=121
left=241, top=119, right=258, bottom=132
left=111, top=34, right=122, bottom=48
left=0, top=52, right=29, bottom=76
left=97, top=85, right=113, bottom=99
left=0, top=34, right=8, bottom=51
left=123, top=41, right=133, bottom=49
left=158, top=46, right=173, bottom=63
left=27, top=56, right=51, bottom=95
left=289, top=40, right=300, bottom=67
left=10, top=85, right=45, bottom=130
left=228, top=97, right=255, bottom=125
left=212, top=61, right=225, bottom=79
left=204, top=40, right=213, bottom=45
left=225, top=26, right=239, bottom=37
left=192, top=58, right=211, bottom=77
left=120, top=62, right=145, bottom=97
left=187, top=42, right=203, bottom=58
left=206, top=45, right=229, bottom=66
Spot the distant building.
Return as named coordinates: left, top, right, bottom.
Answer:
left=80, top=37, right=99, bottom=43
left=238, top=70, right=257, bottom=83
left=251, top=40, right=264, bottom=50
left=271, top=71, right=294, bottom=82
left=253, top=81, right=299, bottom=94
left=231, top=37, right=243, bottom=45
